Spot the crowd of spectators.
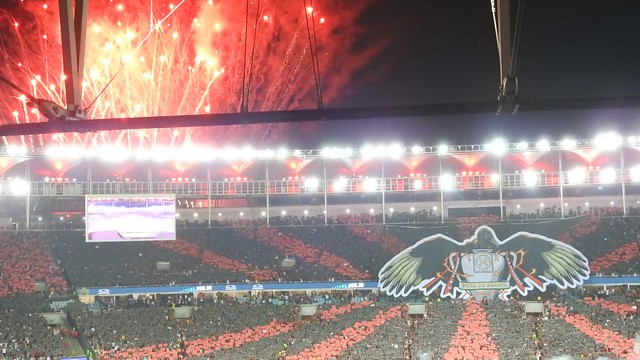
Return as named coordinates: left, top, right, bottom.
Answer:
left=0, top=233, right=68, bottom=297
left=0, top=294, right=75, bottom=359
left=1, top=211, right=637, bottom=294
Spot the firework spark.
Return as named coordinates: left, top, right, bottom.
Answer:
left=0, top=0, right=387, bottom=150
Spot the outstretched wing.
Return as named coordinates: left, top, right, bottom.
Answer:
left=499, top=232, right=590, bottom=295
left=378, top=234, right=463, bottom=297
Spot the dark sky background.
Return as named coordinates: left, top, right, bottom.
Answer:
left=305, top=0, right=640, bottom=148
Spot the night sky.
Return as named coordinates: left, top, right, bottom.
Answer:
left=310, top=0, right=640, bottom=147
left=1, top=0, right=639, bottom=148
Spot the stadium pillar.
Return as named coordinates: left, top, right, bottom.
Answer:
left=87, top=163, right=92, bottom=194
left=25, top=163, right=30, bottom=230
left=265, top=161, right=270, bottom=225
left=323, top=160, right=328, bottom=225
left=147, top=165, right=152, bottom=194
left=620, top=149, right=627, bottom=215
left=558, top=151, right=565, bottom=219
left=207, top=167, right=212, bottom=227
left=381, top=161, right=386, bottom=225
left=498, top=156, right=504, bottom=221
left=439, top=157, right=445, bottom=223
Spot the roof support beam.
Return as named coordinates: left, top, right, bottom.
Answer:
left=58, top=0, right=88, bottom=117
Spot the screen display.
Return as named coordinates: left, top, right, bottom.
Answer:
left=85, top=194, right=176, bottom=242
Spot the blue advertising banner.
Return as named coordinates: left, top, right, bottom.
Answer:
left=86, top=277, right=639, bottom=296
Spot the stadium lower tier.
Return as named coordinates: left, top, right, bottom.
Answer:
left=2, top=291, right=639, bottom=360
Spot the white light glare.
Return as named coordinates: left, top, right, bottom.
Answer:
left=490, top=173, right=500, bottom=183
left=594, top=132, right=622, bottom=151
left=276, top=148, right=288, bottom=159
left=387, top=144, right=405, bottom=158
left=333, top=177, right=348, bottom=192
left=437, top=144, right=448, bottom=155
left=362, top=178, right=378, bottom=192
left=599, top=168, right=616, bottom=184
left=560, top=138, right=577, bottom=149
left=516, top=141, right=529, bottom=151
left=413, top=179, right=423, bottom=190
left=440, top=174, right=454, bottom=190
left=411, top=145, right=423, bottom=155
left=523, top=170, right=538, bottom=187
left=10, top=178, right=29, bottom=195
left=536, top=139, right=550, bottom=151
left=567, top=168, right=586, bottom=184
left=486, top=139, right=507, bottom=156
left=7, top=145, right=27, bottom=156
left=630, top=166, right=640, bottom=182
left=304, top=178, right=320, bottom=190
left=321, top=147, right=353, bottom=159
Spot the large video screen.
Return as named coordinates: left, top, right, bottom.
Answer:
left=85, top=194, right=176, bottom=242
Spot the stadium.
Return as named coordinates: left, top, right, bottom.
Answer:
left=0, top=1, right=639, bottom=360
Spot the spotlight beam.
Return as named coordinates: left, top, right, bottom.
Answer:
left=1, top=96, right=640, bottom=137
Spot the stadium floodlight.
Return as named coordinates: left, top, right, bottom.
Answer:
left=346, top=209, right=351, bottom=214
left=369, top=208, right=375, bottom=214
left=410, top=206, right=415, bottom=212
left=361, top=145, right=375, bottom=159
left=333, top=177, right=348, bottom=192
left=567, top=168, right=586, bottom=184
left=239, top=147, right=255, bottom=160
left=413, top=179, right=423, bottom=190
left=261, top=211, right=266, bottom=217
left=389, top=207, right=394, bottom=213
left=490, top=173, right=500, bottom=183
left=598, top=167, right=616, bottom=184
left=281, top=210, right=287, bottom=216
left=10, top=178, right=28, bottom=195
left=516, top=141, right=529, bottom=151
left=440, top=174, right=454, bottom=191
left=411, top=145, right=423, bottom=155
left=276, top=148, right=288, bottom=159
left=239, top=212, right=244, bottom=217
left=7, top=144, right=27, bottom=156
left=151, top=146, right=172, bottom=162
left=303, top=210, right=309, bottom=216
left=304, top=178, right=320, bottom=190
left=293, top=149, right=303, bottom=157
left=594, top=132, right=622, bottom=151
left=536, top=139, right=550, bottom=152
left=630, top=166, right=640, bottom=182
left=100, top=145, right=129, bottom=162
left=523, top=170, right=538, bottom=187
left=486, top=139, right=507, bottom=156
left=539, top=203, right=545, bottom=208
left=437, top=144, right=449, bottom=155
left=321, top=147, right=353, bottom=159
left=627, top=136, right=637, bottom=145
left=362, top=178, right=378, bottom=192
left=560, top=138, right=577, bottom=149
left=387, top=144, right=405, bottom=158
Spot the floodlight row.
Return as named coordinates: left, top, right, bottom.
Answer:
left=1, top=131, right=638, bottom=161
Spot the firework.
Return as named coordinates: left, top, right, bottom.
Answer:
left=0, top=0, right=387, bottom=150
